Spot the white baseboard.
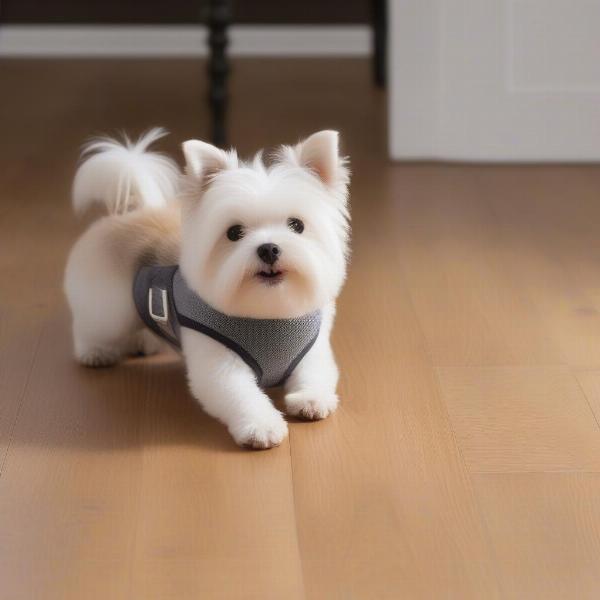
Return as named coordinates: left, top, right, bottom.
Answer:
left=0, top=24, right=370, bottom=57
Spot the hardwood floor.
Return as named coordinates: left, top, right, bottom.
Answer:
left=2, top=58, right=600, bottom=599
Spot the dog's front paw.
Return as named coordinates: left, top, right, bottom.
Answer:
left=230, top=412, right=288, bottom=450
left=284, top=390, right=339, bottom=421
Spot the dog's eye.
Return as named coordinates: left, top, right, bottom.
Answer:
left=226, top=224, right=245, bottom=241
left=287, top=218, right=304, bottom=234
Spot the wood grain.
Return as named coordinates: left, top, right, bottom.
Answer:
left=437, top=366, right=600, bottom=473
left=473, top=473, right=600, bottom=599
left=575, top=370, right=600, bottom=429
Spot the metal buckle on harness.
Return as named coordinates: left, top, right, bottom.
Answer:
left=149, top=287, right=169, bottom=323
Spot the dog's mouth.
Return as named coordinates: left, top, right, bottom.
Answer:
left=255, top=269, right=285, bottom=285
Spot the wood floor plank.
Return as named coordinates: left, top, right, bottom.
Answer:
left=437, top=366, right=600, bottom=473
left=129, top=364, right=304, bottom=600
left=391, top=167, right=562, bottom=367
left=289, top=207, right=500, bottom=599
left=0, top=309, right=45, bottom=475
left=0, top=311, right=146, bottom=600
left=486, top=175, right=600, bottom=368
left=290, top=367, right=501, bottom=599
left=473, top=473, right=600, bottom=599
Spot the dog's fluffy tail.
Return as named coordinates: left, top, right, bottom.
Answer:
left=72, top=127, right=180, bottom=216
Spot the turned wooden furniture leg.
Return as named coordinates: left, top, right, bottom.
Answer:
left=208, top=0, right=231, bottom=147
left=372, top=0, right=386, bottom=87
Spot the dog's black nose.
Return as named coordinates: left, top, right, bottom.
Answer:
left=257, top=243, right=281, bottom=265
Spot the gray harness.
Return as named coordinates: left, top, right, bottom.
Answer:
left=133, top=266, right=321, bottom=387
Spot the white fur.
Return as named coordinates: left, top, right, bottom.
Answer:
left=72, top=127, right=180, bottom=215
left=64, top=129, right=350, bottom=449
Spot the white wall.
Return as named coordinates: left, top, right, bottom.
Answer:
left=0, top=25, right=370, bottom=57
left=389, top=0, right=600, bottom=161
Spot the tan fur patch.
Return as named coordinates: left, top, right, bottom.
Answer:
left=108, top=202, right=181, bottom=269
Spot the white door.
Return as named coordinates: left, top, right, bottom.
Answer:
left=389, top=0, right=600, bottom=161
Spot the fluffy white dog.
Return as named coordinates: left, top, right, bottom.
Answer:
left=64, top=128, right=350, bottom=449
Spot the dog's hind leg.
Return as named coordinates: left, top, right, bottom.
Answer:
left=70, top=287, right=139, bottom=368
left=65, top=220, right=141, bottom=368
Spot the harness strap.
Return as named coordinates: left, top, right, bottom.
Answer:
left=133, top=266, right=322, bottom=387
left=133, top=265, right=180, bottom=349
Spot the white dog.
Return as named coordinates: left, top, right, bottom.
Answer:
left=64, top=128, right=350, bottom=449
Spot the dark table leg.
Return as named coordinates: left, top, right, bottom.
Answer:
left=208, top=0, right=231, bottom=147
left=372, top=0, right=386, bottom=87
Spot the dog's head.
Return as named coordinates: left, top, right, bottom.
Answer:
left=179, top=131, right=351, bottom=319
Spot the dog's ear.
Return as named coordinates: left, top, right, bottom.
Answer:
left=182, top=140, right=234, bottom=181
left=293, top=130, right=341, bottom=187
